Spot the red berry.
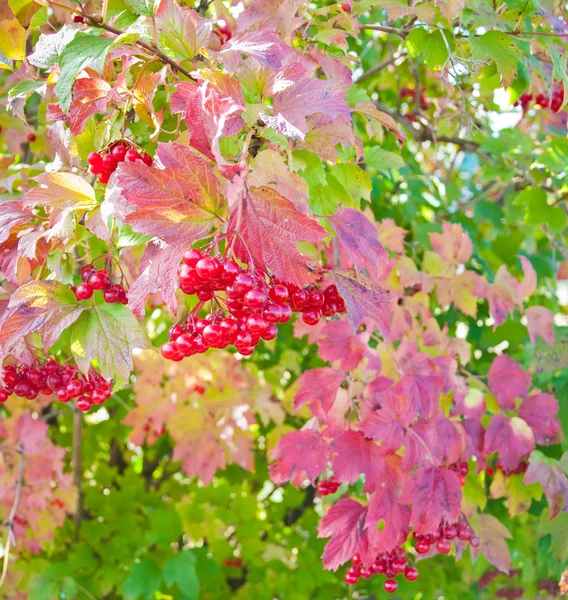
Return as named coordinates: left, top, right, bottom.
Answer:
left=88, top=152, right=102, bottom=167
left=372, top=560, right=385, bottom=574
left=344, top=572, right=358, bottom=585
left=103, top=288, right=120, bottom=303
left=169, top=324, right=184, bottom=341
left=269, top=285, right=289, bottom=304
left=73, top=14, right=86, bottom=23
left=436, top=539, right=451, bottom=554
left=221, top=260, right=239, bottom=282
left=278, top=304, right=292, bottom=323
left=91, top=388, right=110, bottom=405
left=75, top=283, right=93, bottom=300
left=392, top=557, right=407, bottom=573
left=404, top=566, right=419, bottom=581
left=0, top=390, right=9, bottom=402
left=445, top=525, right=458, bottom=540
left=196, top=289, right=214, bottom=301
left=458, top=527, right=473, bottom=541
left=76, top=396, right=92, bottom=411
left=102, top=154, right=117, bottom=172
left=302, top=309, right=321, bottom=326
left=125, top=149, right=141, bottom=162
left=263, top=303, right=282, bottom=323
left=246, top=314, right=268, bottom=335
left=261, top=323, right=278, bottom=341
left=324, top=284, right=338, bottom=298
left=56, top=388, right=70, bottom=402
left=384, top=579, right=398, bottom=594
left=66, top=379, right=83, bottom=398
left=27, top=133, right=36, bottom=142
left=98, top=172, right=110, bottom=184
left=203, top=324, right=224, bottom=348
left=237, top=346, right=255, bottom=356
left=351, top=553, right=362, bottom=566
left=182, top=248, right=203, bottom=267
left=80, top=264, right=96, bottom=283
left=44, top=360, right=60, bottom=374
left=308, top=290, right=325, bottom=308
left=359, top=566, right=372, bottom=579
left=196, top=257, right=222, bottom=279
left=415, top=541, right=430, bottom=554
left=174, top=334, right=194, bottom=356
left=470, top=536, right=480, bottom=548
left=291, top=289, right=309, bottom=309
left=162, top=342, right=182, bottom=361
left=192, top=336, right=208, bottom=354
left=141, top=153, right=153, bottom=166
left=110, top=145, right=125, bottom=162
left=233, top=273, right=254, bottom=296
left=235, top=330, right=252, bottom=347
left=88, top=272, right=110, bottom=290
left=244, top=289, right=267, bottom=309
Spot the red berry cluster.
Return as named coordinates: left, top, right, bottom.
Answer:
left=316, top=477, right=341, bottom=496
left=161, top=247, right=345, bottom=361
left=344, top=549, right=418, bottom=594
left=498, top=459, right=528, bottom=477
left=72, top=263, right=128, bottom=304
left=399, top=87, right=430, bottom=111
left=0, top=361, right=112, bottom=411
left=514, top=88, right=565, bottom=113
left=87, top=143, right=152, bottom=184
left=413, top=519, right=479, bottom=555
left=448, top=461, right=469, bottom=486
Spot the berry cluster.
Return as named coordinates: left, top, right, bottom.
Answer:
left=0, top=361, right=112, bottom=411
left=413, top=519, right=479, bottom=555
left=72, top=263, right=128, bottom=304
left=486, top=459, right=528, bottom=478
left=344, top=548, right=418, bottom=594
left=316, top=477, right=341, bottom=496
left=448, top=461, right=469, bottom=486
left=161, top=247, right=345, bottom=361
left=87, top=143, right=152, bottom=184
left=514, top=88, right=565, bottom=113
left=399, top=87, right=430, bottom=111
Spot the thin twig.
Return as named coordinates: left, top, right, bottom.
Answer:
left=72, top=410, right=83, bottom=542
left=0, top=444, right=25, bottom=590
left=360, top=24, right=407, bottom=38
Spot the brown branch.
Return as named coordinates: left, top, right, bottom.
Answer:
left=504, top=30, right=568, bottom=38
left=0, top=444, right=25, bottom=590
left=72, top=410, right=83, bottom=542
left=360, top=24, right=408, bottom=38
left=356, top=51, right=407, bottom=84
left=45, top=0, right=196, bottom=81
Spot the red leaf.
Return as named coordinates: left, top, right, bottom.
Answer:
left=0, top=201, right=31, bottom=245
left=228, top=186, right=326, bottom=285
left=127, top=240, right=187, bottom=317
left=518, top=393, right=562, bottom=445
left=328, top=208, right=389, bottom=279
left=331, top=430, right=385, bottom=493
left=269, top=429, right=328, bottom=487
left=524, top=452, right=568, bottom=519
left=317, top=320, right=369, bottom=371
left=0, top=280, right=84, bottom=353
left=484, top=415, right=535, bottom=473
left=69, top=76, right=111, bottom=135
left=469, top=514, right=512, bottom=574
left=294, top=367, right=345, bottom=413
left=411, top=415, right=466, bottom=467
left=115, top=142, right=225, bottom=241
left=487, top=355, right=531, bottom=410
left=330, top=271, right=392, bottom=338
left=272, top=79, right=351, bottom=135
left=398, top=466, right=462, bottom=534
left=525, top=306, right=554, bottom=345
left=394, top=372, right=444, bottom=421
left=318, top=498, right=376, bottom=571
left=366, top=490, right=411, bottom=553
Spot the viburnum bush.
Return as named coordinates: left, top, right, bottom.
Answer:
left=0, top=0, right=567, bottom=598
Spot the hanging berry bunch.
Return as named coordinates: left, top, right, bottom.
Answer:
left=344, top=548, right=418, bottom=594
left=448, top=461, right=469, bottom=486
left=72, top=259, right=129, bottom=304
left=0, top=360, right=112, bottom=412
left=413, top=517, right=479, bottom=555
left=514, top=87, right=565, bottom=113
left=316, top=476, right=341, bottom=496
left=161, top=240, right=346, bottom=361
left=87, top=142, right=153, bottom=184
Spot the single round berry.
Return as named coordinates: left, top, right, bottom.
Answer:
left=436, top=539, right=451, bottom=554
left=302, top=309, right=321, bottom=326
left=103, top=287, right=121, bottom=303
left=182, top=248, right=203, bottom=267
left=27, top=133, right=36, bottom=143
left=233, top=273, right=254, bottom=296
left=55, top=388, right=70, bottom=402
left=246, top=314, right=268, bottom=335
left=88, top=152, right=102, bottom=167
left=291, top=289, right=309, bottom=309
left=102, top=154, right=117, bottom=172
left=344, top=571, right=358, bottom=585
left=269, top=285, right=289, bottom=304
left=404, top=566, right=419, bottom=581
left=75, top=283, right=93, bottom=300
left=162, top=342, right=182, bottom=361
left=88, top=272, right=110, bottom=290
left=372, top=560, right=385, bottom=574
left=392, top=557, right=407, bottom=573
left=470, top=536, right=480, bottom=548
left=351, top=553, right=362, bottom=566
left=244, top=289, right=267, bottom=309
left=261, top=323, right=278, bottom=341
left=196, top=289, right=214, bottom=301
left=308, top=290, right=325, bottom=308
left=141, top=153, right=153, bottom=166
left=196, top=257, right=222, bottom=279
left=66, top=379, right=83, bottom=398
left=415, top=540, right=430, bottom=554
left=359, top=566, right=372, bottom=579
left=279, top=304, right=292, bottom=323
left=76, top=396, right=92, bottom=412
left=203, top=324, right=224, bottom=348
left=112, top=145, right=127, bottom=161
left=125, top=148, right=141, bottom=162
left=91, top=388, right=110, bottom=405
left=384, top=579, right=398, bottom=594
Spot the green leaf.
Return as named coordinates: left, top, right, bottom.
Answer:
left=522, top=187, right=566, bottom=233
left=28, top=24, right=80, bottom=70
left=7, top=80, right=44, bottom=120
left=364, top=146, right=405, bottom=171
left=330, top=164, right=371, bottom=207
left=470, top=31, right=522, bottom=86
left=122, top=560, right=162, bottom=600
left=70, top=303, right=150, bottom=389
left=407, top=28, right=453, bottom=69
left=163, top=552, right=200, bottom=600
left=56, top=33, right=115, bottom=112
left=145, top=506, right=183, bottom=546
left=124, top=0, right=160, bottom=16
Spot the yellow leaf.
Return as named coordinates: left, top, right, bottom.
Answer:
left=0, top=18, right=26, bottom=61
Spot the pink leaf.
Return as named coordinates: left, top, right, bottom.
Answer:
left=518, top=393, right=562, bottom=445
left=524, top=452, right=568, bottom=519
left=411, top=416, right=466, bottom=468
left=525, top=306, right=554, bottom=345
left=517, top=256, right=537, bottom=299
left=487, top=355, right=531, bottom=410
left=228, top=186, right=326, bottom=285
left=300, top=114, right=359, bottom=162
left=330, top=271, right=392, bottom=338
left=294, top=367, right=345, bottom=413
left=376, top=218, right=407, bottom=254
left=14, top=412, right=48, bottom=455
left=429, top=223, right=473, bottom=265
left=318, top=498, right=376, bottom=571
left=0, top=201, right=31, bottom=245
left=469, top=514, right=512, bottom=573
left=69, top=76, right=111, bottom=135
left=317, top=320, right=368, bottom=371
left=484, top=415, right=535, bottom=473
left=127, top=240, right=186, bottom=318
left=172, top=430, right=226, bottom=485
left=328, top=208, right=389, bottom=279
left=331, top=430, right=385, bottom=493
left=272, top=78, right=351, bottom=135
left=366, top=490, right=411, bottom=553
left=269, top=429, right=328, bottom=487
left=398, top=466, right=462, bottom=534
left=259, top=112, right=305, bottom=140
left=394, top=373, right=444, bottom=421
left=219, top=31, right=291, bottom=73
left=115, top=142, right=225, bottom=241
